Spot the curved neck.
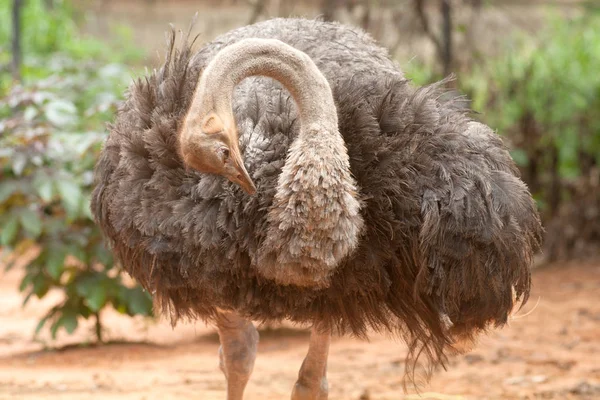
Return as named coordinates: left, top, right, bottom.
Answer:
left=186, top=39, right=363, bottom=286
left=190, top=38, right=338, bottom=133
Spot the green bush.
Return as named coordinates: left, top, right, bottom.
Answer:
left=463, top=14, right=600, bottom=218
left=0, top=0, right=151, bottom=342
left=403, top=12, right=600, bottom=259
left=0, top=0, right=142, bottom=94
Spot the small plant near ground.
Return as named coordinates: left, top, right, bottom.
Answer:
left=0, top=0, right=151, bottom=343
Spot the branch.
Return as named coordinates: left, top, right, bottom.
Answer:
left=11, top=0, right=23, bottom=81
left=440, top=0, right=452, bottom=76
left=247, top=0, right=269, bottom=24
left=413, top=0, right=444, bottom=60
left=321, top=0, right=337, bottom=22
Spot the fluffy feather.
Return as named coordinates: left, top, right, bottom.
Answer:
left=92, top=18, right=542, bottom=381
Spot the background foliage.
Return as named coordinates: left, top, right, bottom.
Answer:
left=459, top=13, right=600, bottom=260
left=1, top=0, right=599, bottom=344
left=463, top=14, right=600, bottom=217
left=406, top=10, right=600, bottom=261
left=0, top=0, right=151, bottom=343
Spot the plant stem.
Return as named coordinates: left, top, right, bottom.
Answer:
left=94, top=312, right=103, bottom=343
left=11, top=0, right=23, bottom=81
left=440, top=0, right=453, bottom=77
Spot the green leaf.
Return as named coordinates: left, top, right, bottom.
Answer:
left=127, top=287, right=153, bottom=316
left=19, top=274, right=34, bottom=292
left=50, top=311, right=79, bottom=338
left=43, top=217, right=67, bottom=236
left=1, top=214, right=20, bottom=246
left=66, top=244, right=87, bottom=264
left=94, top=244, right=113, bottom=267
left=46, top=246, right=67, bottom=280
left=34, top=316, right=49, bottom=336
left=19, top=209, right=42, bottom=238
left=22, top=291, right=34, bottom=306
left=60, top=312, right=79, bottom=334
left=80, top=193, right=93, bottom=220
left=23, top=105, right=38, bottom=121
left=50, top=319, right=60, bottom=339
left=56, top=180, right=82, bottom=219
left=86, top=286, right=107, bottom=312
left=32, top=273, right=50, bottom=298
left=79, top=306, right=92, bottom=319
left=509, top=149, right=529, bottom=167
left=34, top=175, right=55, bottom=203
left=0, top=181, right=19, bottom=203
left=76, top=273, right=109, bottom=312
left=44, top=99, right=77, bottom=128
left=76, top=274, right=99, bottom=298
left=12, top=153, right=27, bottom=176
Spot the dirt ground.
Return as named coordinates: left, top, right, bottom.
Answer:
left=0, top=261, right=599, bottom=400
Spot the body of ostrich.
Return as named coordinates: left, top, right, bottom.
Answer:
left=91, top=18, right=542, bottom=400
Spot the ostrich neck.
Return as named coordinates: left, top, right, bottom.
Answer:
left=190, top=38, right=338, bottom=134
left=188, top=39, right=363, bottom=288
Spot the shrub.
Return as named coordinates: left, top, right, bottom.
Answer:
left=0, top=0, right=151, bottom=342
left=404, top=12, right=600, bottom=260
left=463, top=14, right=600, bottom=219
left=461, top=13, right=600, bottom=260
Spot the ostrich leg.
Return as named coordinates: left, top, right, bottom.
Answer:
left=291, top=326, right=331, bottom=400
left=216, top=311, right=259, bottom=400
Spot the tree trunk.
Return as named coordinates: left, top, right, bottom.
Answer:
left=94, top=312, right=103, bottom=343
left=11, top=0, right=23, bottom=81
left=521, top=112, right=541, bottom=197
left=465, top=0, right=482, bottom=69
left=414, top=0, right=452, bottom=76
left=360, top=0, right=371, bottom=31
left=248, top=0, right=268, bottom=24
left=277, top=0, right=293, bottom=17
left=321, top=0, right=337, bottom=22
left=440, top=0, right=453, bottom=76
left=548, top=144, right=561, bottom=218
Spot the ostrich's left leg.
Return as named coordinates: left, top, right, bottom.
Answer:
left=216, top=310, right=259, bottom=400
left=291, top=326, right=331, bottom=400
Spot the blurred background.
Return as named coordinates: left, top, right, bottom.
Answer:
left=0, top=1, right=599, bottom=399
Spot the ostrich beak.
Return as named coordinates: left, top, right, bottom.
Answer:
left=195, top=112, right=257, bottom=195
left=229, top=142, right=257, bottom=195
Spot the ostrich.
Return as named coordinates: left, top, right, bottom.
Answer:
left=91, top=18, right=541, bottom=399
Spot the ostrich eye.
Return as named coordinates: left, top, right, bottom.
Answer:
left=220, top=148, right=230, bottom=161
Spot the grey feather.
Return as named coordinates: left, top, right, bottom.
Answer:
left=91, top=18, right=542, bottom=382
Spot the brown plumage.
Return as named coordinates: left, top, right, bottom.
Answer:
left=91, top=18, right=542, bottom=384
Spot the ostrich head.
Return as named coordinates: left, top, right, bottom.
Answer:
left=179, top=38, right=342, bottom=200
left=179, top=109, right=256, bottom=195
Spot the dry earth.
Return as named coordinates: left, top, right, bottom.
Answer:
left=0, top=261, right=599, bottom=400
left=3, top=3, right=596, bottom=400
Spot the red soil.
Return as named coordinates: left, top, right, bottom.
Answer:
left=0, top=261, right=599, bottom=399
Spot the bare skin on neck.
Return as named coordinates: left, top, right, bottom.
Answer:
left=191, top=38, right=338, bottom=133
left=178, top=38, right=339, bottom=194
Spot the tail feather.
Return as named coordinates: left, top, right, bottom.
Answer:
left=419, top=141, right=540, bottom=332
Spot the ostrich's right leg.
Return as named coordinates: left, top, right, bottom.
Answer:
left=215, top=310, right=259, bottom=400
left=291, top=326, right=331, bottom=400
